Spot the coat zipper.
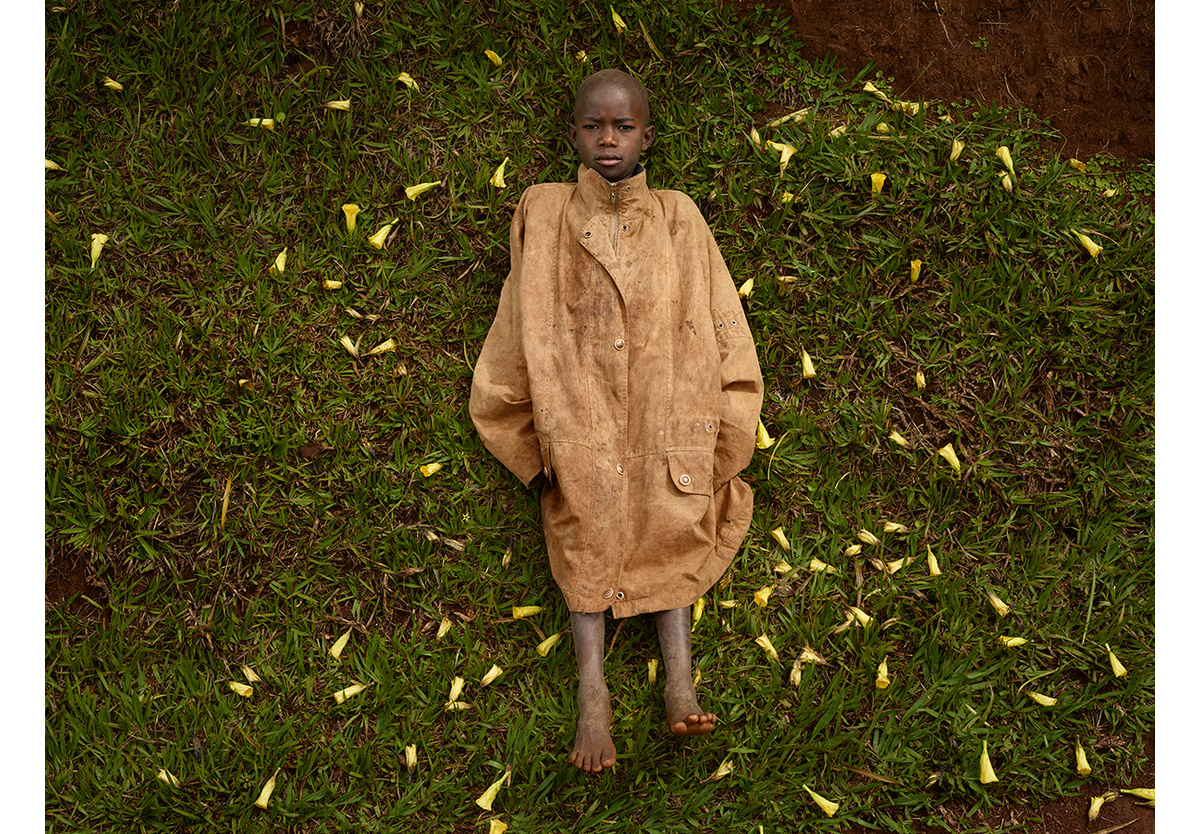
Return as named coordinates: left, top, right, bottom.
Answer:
left=610, top=188, right=618, bottom=252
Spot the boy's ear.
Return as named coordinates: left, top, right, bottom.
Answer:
left=567, top=120, right=578, bottom=148
left=641, top=124, right=655, bottom=151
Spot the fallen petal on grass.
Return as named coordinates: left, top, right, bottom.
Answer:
left=475, top=768, right=511, bottom=810
left=980, top=740, right=998, bottom=784
left=803, top=784, right=839, bottom=817
left=333, top=683, right=369, bottom=704
left=536, top=632, right=563, bottom=656
left=254, top=769, right=279, bottom=809
left=330, top=628, right=351, bottom=659
left=755, top=634, right=779, bottom=662
left=228, top=680, right=253, bottom=698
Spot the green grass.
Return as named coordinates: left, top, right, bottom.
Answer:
left=45, top=1, right=1153, bottom=832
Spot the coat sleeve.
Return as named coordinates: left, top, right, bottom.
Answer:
left=706, top=226, right=765, bottom=492
left=469, top=193, right=544, bottom=487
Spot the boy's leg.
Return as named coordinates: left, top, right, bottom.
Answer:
left=568, top=610, right=617, bottom=772
left=654, top=606, right=717, bottom=736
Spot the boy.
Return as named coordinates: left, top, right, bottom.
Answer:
left=469, top=69, right=763, bottom=773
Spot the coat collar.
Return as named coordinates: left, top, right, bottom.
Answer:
left=576, top=163, right=652, bottom=216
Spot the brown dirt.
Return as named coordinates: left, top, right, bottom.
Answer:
left=739, top=0, right=1154, bottom=162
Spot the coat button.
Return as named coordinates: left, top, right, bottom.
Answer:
left=583, top=231, right=592, bottom=238
left=616, top=464, right=624, bottom=475
left=621, top=224, right=629, bottom=232
left=603, top=588, right=614, bottom=599
left=614, top=338, right=625, bottom=350
left=616, top=591, right=625, bottom=600
left=679, top=474, right=691, bottom=486
left=706, top=423, right=714, bottom=432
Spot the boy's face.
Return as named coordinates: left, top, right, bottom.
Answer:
left=568, top=81, right=654, bottom=183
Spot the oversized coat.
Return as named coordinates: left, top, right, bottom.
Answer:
left=469, top=164, right=764, bottom=618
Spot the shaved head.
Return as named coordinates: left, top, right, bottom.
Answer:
left=573, top=69, right=651, bottom=125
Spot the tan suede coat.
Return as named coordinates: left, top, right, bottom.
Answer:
left=469, top=165, right=764, bottom=618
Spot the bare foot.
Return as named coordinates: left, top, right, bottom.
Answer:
left=569, top=679, right=616, bottom=772
left=664, top=680, right=717, bottom=736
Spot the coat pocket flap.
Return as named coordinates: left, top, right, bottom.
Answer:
left=667, top=450, right=713, bottom=495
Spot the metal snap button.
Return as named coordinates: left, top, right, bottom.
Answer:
left=603, top=588, right=614, bottom=599
left=625, top=186, right=631, bottom=191
left=614, top=338, right=625, bottom=350
left=731, top=319, right=738, bottom=325
left=706, top=423, right=714, bottom=432
left=616, top=591, right=625, bottom=600
left=616, top=464, right=624, bottom=475
left=621, top=224, right=629, bottom=232
left=717, top=322, right=724, bottom=329
left=679, top=474, right=691, bottom=486
left=583, top=231, right=592, bottom=238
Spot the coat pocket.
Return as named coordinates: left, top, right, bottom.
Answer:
left=666, top=449, right=713, bottom=497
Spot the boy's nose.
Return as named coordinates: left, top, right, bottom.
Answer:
left=599, top=129, right=617, bottom=146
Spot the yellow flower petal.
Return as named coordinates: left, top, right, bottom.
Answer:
left=770, top=527, right=791, bottom=552
left=979, top=740, right=998, bottom=784
left=882, top=521, right=909, bottom=534
left=738, top=277, right=754, bottom=298
left=765, top=140, right=797, bottom=175
left=536, top=631, right=563, bottom=656
left=1074, top=230, right=1103, bottom=259
left=330, top=628, right=352, bottom=659
left=843, top=544, right=862, bottom=558
left=446, top=675, right=465, bottom=706
left=755, top=419, right=775, bottom=450
left=950, top=138, right=965, bottom=162
left=691, top=596, right=705, bottom=630
left=1000, top=172, right=1013, bottom=193
left=849, top=606, right=873, bottom=627
left=240, top=664, right=262, bottom=683
left=753, top=584, right=774, bottom=607
left=405, top=744, right=418, bottom=771
left=103, top=76, right=124, bottom=92
left=803, top=784, right=839, bottom=817
left=749, top=126, right=761, bottom=148
left=610, top=8, right=627, bottom=34
left=1028, top=691, right=1057, bottom=707
left=341, top=203, right=360, bottom=233
left=857, top=529, right=880, bottom=546
left=986, top=591, right=1010, bottom=617
left=647, top=657, right=658, bottom=685
left=1102, top=188, right=1116, bottom=198
left=915, top=370, right=926, bottom=390
left=717, top=599, right=737, bottom=609
left=325, top=99, right=351, bottom=111
left=366, top=338, right=396, bottom=356
left=437, top=617, right=452, bottom=639
left=397, top=72, right=418, bottom=91
left=755, top=634, right=779, bottom=662
left=405, top=181, right=442, bottom=201
left=269, top=248, right=287, bottom=276
left=801, top=349, right=816, bottom=379
left=1105, top=643, right=1128, bottom=677
left=489, top=157, right=509, bottom=188
left=246, top=117, right=275, bottom=130
left=863, top=80, right=892, bottom=104
left=909, top=259, right=922, bottom=283
left=875, top=657, right=890, bottom=689
left=575, top=49, right=589, bottom=63
left=157, top=768, right=181, bottom=788
left=1076, top=739, right=1092, bottom=775
left=46, top=158, right=64, bottom=171
left=1069, top=157, right=1086, bottom=172
left=828, top=124, right=847, bottom=138
left=710, top=758, right=734, bottom=780
left=1088, top=792, right=1116, bottom=822
left=887, top=430, right=909, bottom=448
left=996, top=145, right=1016, bottom=177
left=875, top=122, right=892, bottom=134
left=926, top=544, right=941, bottom=576
left=1120, top=788, right=1154, bottom=801
left=333, top=683, right=369, bottom=704
left=367, top=223, right=394, bottom=249
left=89, top=232, right=109, bottom=269
left=419, top=463, right=443, bottom=477
left=870, top=172, right=886, bottom=193
left=998, top=635, right=1027, bottom=648
left=773, top=559, right=793, bottom=575
left=488, top=821, right=509, bottom=834
left=808, top=557, right=841, bottom=574
left=512, top=605, right=542, bottom=619
left=228, top=680, right=254, bottom=698
left=254, top=770, right=278, bottom=809
left=484, top=49, right=503, bottom=67
left=937, top=443, right=961, bottom=474
left=323, top=279, right=343, bottom=289
left=886, top=556, right=915, bottom=574
left=475, top=769, right=510, bottom=810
